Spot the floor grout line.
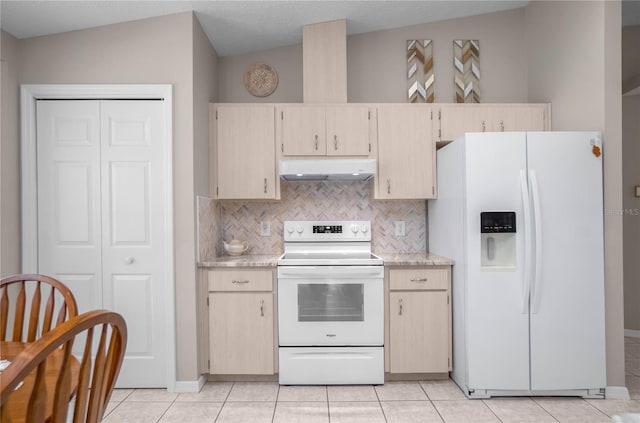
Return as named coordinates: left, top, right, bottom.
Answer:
left=373, top=384, right=389, bottom=423
left=270, top=384, right=279, bottom=423
left=326, top=385, right=331, bottom=423
left=153, top=390, right=177, bottom=423
left=104, top=346, right=640, bottom=423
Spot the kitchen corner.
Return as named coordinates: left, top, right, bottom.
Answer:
left=197, top=190, right=455, bottom=382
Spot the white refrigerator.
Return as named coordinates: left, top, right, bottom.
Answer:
left=429, top=131, right=606, bottom=398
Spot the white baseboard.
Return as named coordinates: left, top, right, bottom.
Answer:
left=172, top=375, right=207, bottom=393
left=606, top=386, right=631, bottom=400
left=625, top=329, right=640, bottom=338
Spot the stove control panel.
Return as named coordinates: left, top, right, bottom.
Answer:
left=284, top=221, right=371, bottom=242
left=313, top=225, right=343, bottom=234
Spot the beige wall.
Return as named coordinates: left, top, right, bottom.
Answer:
left=525, top=0, right=626, bottom=388
left=623, top=24, right=640, bottom=332
left=193, top=16, right=219, bottom=197
left=623, top=25, right=640, bottom=93
left=623, top=95, right=640, bottom=331
left=218, top=43, right=302, bottom=102
left=17, top=12, right=201, bottom=382
left=218, top=8, right=527, bottom=103
left=0, top=31, right=22, bottom=277
left=348, top=8, right=527, bottom=103
left=191, top=15, right=218, bottom=375
left=525, top=1, right=606, bottom=130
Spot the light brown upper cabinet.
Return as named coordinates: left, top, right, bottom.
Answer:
left=210, top=104, right=277, bottom=200
left=437, top=103, right=551, bottom=142
left=279, top=105, right=372, bottom=156
left=375, top=104, right=436, bottom=199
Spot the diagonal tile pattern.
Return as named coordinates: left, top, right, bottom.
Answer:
left=201, top=181, right=427, bottom=256
left=103, top=337, right=640, bottom=422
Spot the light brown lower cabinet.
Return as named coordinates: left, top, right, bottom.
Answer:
left=388, top=267, right=451, bottom=374
left=208, top=269, right=275, bottom=375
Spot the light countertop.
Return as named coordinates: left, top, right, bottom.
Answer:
left=198, top=254, right=281, bottom=268
left=374, top=252, right=454, bottom=266
left=198, top=252, right=453, bottom=268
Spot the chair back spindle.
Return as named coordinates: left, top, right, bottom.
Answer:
left=0, top=274, right=78, bottom=342
left=0, top=310, right=127, bottom=423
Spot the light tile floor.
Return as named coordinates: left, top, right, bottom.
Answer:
left=103, top=337, right=640, bottom=423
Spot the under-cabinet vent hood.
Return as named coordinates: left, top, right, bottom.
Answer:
left=279, top=159, right=376, bottom=181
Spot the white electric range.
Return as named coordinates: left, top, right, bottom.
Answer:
left=277, top=220, right=384, bottom=385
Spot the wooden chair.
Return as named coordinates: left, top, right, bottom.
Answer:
left=0, top=310, right=127, bottom=423
left=1, top=274, right=79, bottom=342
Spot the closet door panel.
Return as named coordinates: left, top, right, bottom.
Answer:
left=100, top=100, right=168, bottom=387
left=36, top=100, right=103, bottom=313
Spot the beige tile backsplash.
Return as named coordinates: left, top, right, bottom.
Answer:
left=198, top=181, right=426, bottom=259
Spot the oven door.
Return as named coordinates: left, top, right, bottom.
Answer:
left=277, top=266, right=384, bottom=346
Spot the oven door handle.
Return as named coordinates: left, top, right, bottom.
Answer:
left=278, top=266, right=383, bottom=278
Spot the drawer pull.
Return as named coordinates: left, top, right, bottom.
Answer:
left=410, top=277, right=428, bottom=282
left=260, top=299, right=265, bottom=317
left=399, top=298, right=403, bottom=316
left=232, top=280, right=250, bottom=284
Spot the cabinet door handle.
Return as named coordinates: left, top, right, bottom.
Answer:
left=482, top=120, right=486, bottom=132
left=260, top=299, right=265, bottom=317
left=399, top=298, right=403, bottom=316
left=334, top=135, right=338, bottom=151
left=410, top=278, right=428, bottom=282
left=232, top=280, right=250, bottom=284
left=500, top=120, right=505, bottom=132
left=264, top=178, right=267, bottom=194
left=387, top=179, right=391, bottom=194
left=314, top=134, right=319, bottom=150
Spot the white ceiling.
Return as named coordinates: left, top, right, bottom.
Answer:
left=2, top=1, right=638, bottom=57
left=1, top=0, right=533, bottom=56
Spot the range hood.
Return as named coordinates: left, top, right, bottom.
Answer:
left=279, top=159, right=376, bottom=181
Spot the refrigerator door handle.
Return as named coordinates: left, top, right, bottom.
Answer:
left=530, top=170, right=543, bottom=314
left=520, top=170, right=532, bottom=314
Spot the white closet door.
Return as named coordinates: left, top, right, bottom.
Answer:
left=36, top=99, right=168, bottom=388
left=36, top=100, right=103, bottom=314
left=100, top=100, right=167, bottom=387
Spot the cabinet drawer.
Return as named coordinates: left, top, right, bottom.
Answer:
left=389, top=268, right=449, bottom=291
left=208, top=269, right=273, bottom=292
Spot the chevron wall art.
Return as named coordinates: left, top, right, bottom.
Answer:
left=454, top=39, right=480, bottom=103
left=407, top=39, right=434, bottom=103
left=198, top=181, right=427, bottom=258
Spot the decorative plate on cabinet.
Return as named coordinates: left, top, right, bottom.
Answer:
left=243, top=63, right=278, bottom=97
